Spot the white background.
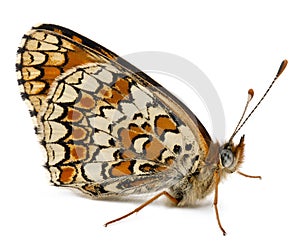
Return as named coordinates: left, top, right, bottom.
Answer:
left=1, top=0, right=299, bottom=245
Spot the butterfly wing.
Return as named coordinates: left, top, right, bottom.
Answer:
left=16, top=24, right=118, bottom=133
left=17, top=24, right=212, bottom=197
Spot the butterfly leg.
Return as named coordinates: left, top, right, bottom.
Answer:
left=213, top=171, right=226, bottom=236
left=237, top=171, right=262, bottom=179
left=104, top=191, right=178, bottom=227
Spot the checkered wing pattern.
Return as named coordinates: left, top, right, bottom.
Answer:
left=16, top=24, right=211, bottom=197
left=16, top=24, right=118, bottom=134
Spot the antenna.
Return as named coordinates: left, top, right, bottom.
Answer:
left=229, top=59, right=288, bottom=143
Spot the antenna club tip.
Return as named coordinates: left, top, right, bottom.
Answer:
left=277, top=59, right=288, bottom=77
left=248, top=89, right=254, bottom=100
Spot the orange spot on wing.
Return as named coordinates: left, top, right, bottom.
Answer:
left=119, top=125, right=151, bottom=150
left=66, top=108, right=83, bottom=122
left=166, top=157, right=175, bottom=165
left=156, top=166, right=167, bottom=172
left=105, top=89, right=123, bottom=104
left=81, top=97, right=94, bottom=108
left=72, top=35, right=82, bottom=43
left=143, top=124, right=152, bottom=133
left=72, top=127, right=86, bottom=140
left=100, top=87, right=111, bottom=97
left=101, top=78, right=130, bottom=105
left=100, top=49, right=115, bottom=59
left=53, top=28, right=63, bottom=35
left=129, top=124, right=144, bottom=134
left=121, top=150, right=136, bottom=159
left=119, top=129, right=132, bottom=148
left=42, top=66, right=61, bottom=80
left=69, top=145, right=87, bottom=161
left=60, top=166, right=76, bottom=184
left=76, top=93, right=95, bottom=109
left=155, top=116, right=177, bottom=136
left=115, top=78, right=130, bottom=95
left=111, top=161, right=132, bottom=177
left=64, top=47, right=100, bottom=71
left=144, top=138, right=165, bottom=160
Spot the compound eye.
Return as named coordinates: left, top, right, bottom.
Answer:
left=220, top=149, right=234, bottom=168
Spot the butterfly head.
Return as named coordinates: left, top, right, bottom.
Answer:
left=219, top=136, right=245, bottom=173
left=218, top=60, right=288, bottom=174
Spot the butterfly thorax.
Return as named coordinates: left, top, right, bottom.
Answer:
left=170, top=137, right=245, bottom=206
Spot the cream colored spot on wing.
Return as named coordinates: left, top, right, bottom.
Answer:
left=45, top=52, right=66, bottom=66
left=30, top=31, right=46, bottom=41
left=26, top=39, right=59, bottom=51
left=43, top=103, right=65, bottom=121
left=16, top=53, right=21, bottom=66
left=83, top=163, right=104, bottom=182
left=93, top=131, right=113, bottom=146
left=64, top=70, right=83, bottom=85
left=119, top=101, right=138, bottom=119
left=46, top=144, right=66, bottom=166
left=48, top=166, right=61, bottom=184
left=131, top=85, right=153, bottom=110
left=160, top=148, right=174, bottom=161
left=74, top=73, right=100, bottom=92
left=89, top=116, right=111, bottom=131
left=103, top=63, right=121, bottom=74
left=133, top=136, right=150, bottom=153
left=44, top=121, right=68, bottom=142
left=98, top=69, right=113, bottom=84
left=30, top=31, right=59, bottom=44
left=21, top=66, right=41, bottom=80
left=22, top=51, right=46, bottom=66
left=24, top=81, right=47, bottom=95
left=19, top=36, right=27, bottom=51
left=101, top=107, right=124, bottom=122
left=61, top=39, right=76, bottom=50
left=84, top=64, right=103, bottom=74
left=44, top=33, right=60, bottom=44
left=52, top=83, right=78, bottom=103
left=95, top=148, right=118, bottom=161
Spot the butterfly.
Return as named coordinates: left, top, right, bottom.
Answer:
left=16, top=23, right=287, bottom=235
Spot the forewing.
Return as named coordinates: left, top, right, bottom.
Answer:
left=16, top=24, right=118, bottom=133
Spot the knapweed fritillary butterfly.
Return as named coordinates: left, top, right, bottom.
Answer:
left=16, top=24, right=287, bottom=235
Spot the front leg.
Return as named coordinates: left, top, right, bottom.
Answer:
left=213, top=170, right=226, bottom=236
left=104, top=191, right=178, bottom=226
